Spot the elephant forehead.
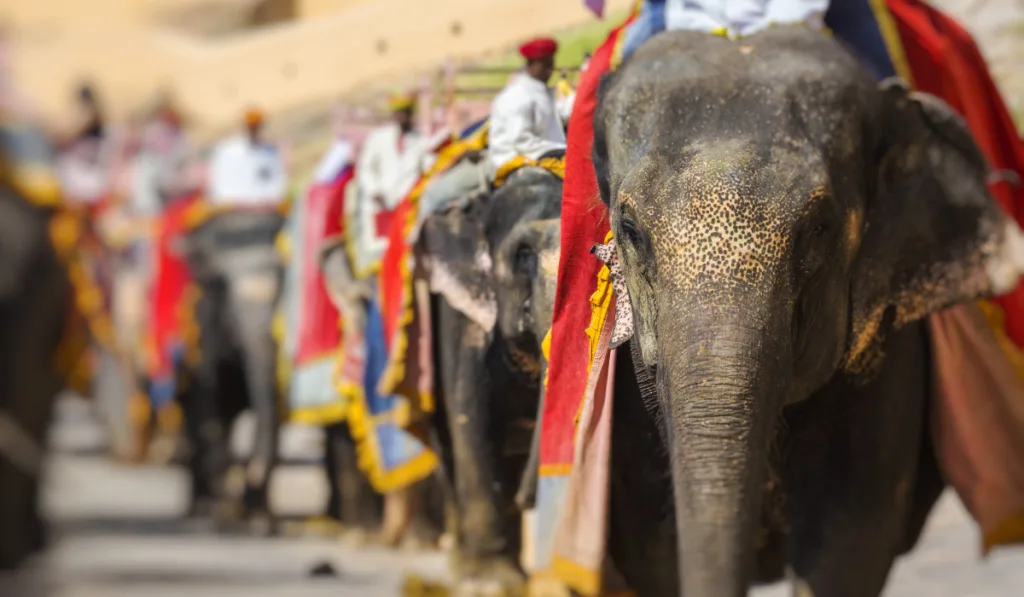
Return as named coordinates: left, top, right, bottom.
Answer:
left=643, top=160, right=796, bottom=297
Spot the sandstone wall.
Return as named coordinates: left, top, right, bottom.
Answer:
left=5, top=0, right=631, bottom=134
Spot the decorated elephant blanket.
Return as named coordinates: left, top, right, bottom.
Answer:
left=376, top=119, right=487, bottom=405
left=146, top=192, right=201, bottom=407
left=278, top=141, right=354, bottom=425
left=535, top=1, right=1024, bottom=594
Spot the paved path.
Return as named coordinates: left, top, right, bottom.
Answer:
left=2, top=400, right=1022, bottom=596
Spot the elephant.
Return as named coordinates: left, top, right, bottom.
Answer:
left=417, top=165, right=562, bottom=592
left=178, top=209, right=286, bottom=533
left=0, top=134, right=77, bottom=568
left=589, top=28, right=1024, bottom=597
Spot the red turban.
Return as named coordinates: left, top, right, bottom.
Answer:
left=519, top=37, right=558, bottom=61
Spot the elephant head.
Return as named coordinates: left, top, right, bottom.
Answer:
left=182, top=210, right=286, bottom=348
left=493, top=217, right=561, bottom=346
left=593, top=28, right=1024, bottom=596
left=419, top=166, right=562, bottom=377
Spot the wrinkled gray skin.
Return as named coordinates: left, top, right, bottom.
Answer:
left=180, top=211, right=285, bottom=533
left=593, top=29, right=1019, bottom=597
left=0, top=186, right=73, bottom=569
left=419, top=166, right=561, bottom=593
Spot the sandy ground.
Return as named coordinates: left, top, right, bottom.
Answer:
left=1, top=398, right=1022, bottom=597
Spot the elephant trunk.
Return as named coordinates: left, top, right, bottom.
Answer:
left=658, top=302, right=790, bottom=597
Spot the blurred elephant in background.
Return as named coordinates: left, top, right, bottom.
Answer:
left=179, top=209, right=285, bottom=534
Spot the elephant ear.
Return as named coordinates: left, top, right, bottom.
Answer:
left=418, top=197, right=498, bottom=332
left=844, top=78, right=1024, bottom=376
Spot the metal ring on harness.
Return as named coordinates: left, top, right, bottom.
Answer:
left=0, top=411, right=44, bottom=477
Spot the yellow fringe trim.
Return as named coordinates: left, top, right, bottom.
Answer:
left=289, top=400, right=350, bottom=426
left=1, top=162, right=62, bottom=208
left=181, top=197, right=292, bottom=232
left=551, top=555, right=603, bottom=597
left=541, top=327, right=552, bottom=389
left=156, top=401, right=183, bottom=434
left=575, top=231, right=615, bottom=427
left=493, top=155, right=566, bottom=188
left=271, top=306, right=291, bottom=398
left=274, top=227, right=292, bottom=264
left=867, top=0, right=914, bottom=85
left=331, top=301, right=437, bottom=492
left=377, top=122, right=490, bottom=406
left=337, top=369, right=439, bottom=493
left=539, top=463, right=573, bottom=477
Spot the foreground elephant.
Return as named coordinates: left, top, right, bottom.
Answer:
left=419, top=166, right=562, bottom=591
left=179, top=209, right=285, bottom=532
left=0, top=127, right=77, bottom=569
left=592, top=28, right=1024, bottom=596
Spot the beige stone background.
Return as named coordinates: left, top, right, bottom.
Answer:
left=2, top=0, right=633, bottom=137
left=1, top=0, right=1019, bottom=173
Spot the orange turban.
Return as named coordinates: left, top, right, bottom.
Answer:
left=244, top=108, right=264, bottom=127
left=519, top=37, right=558, bottom=61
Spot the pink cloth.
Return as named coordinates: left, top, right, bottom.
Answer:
left=930, top=303, right=1024, bottom=551
left=551, top=300, right=617, bottom=594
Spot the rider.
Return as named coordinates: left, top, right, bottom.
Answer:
left=621, top=0, right=828, bottom=58
left=488, top=37, right=567, bottom=171
left=207, top=108, right=287, bottom=208
left=353, top=93, right=433, bottom=272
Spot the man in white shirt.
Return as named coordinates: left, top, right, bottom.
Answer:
left=488, top=37, right=567, bottom=171
left=351, top=94, right=434, bottom=275
left=621, top=0, right=829, bottom=60
left=207, top=108, right=288, bottom=208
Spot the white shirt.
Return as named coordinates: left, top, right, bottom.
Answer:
left=665, top=0, right=828, bottom=37
left=313, top=139, right=353, bottom=184
left=488, top=75, right=567, bottom=170
left=207, top=134, right=288, bottom=207
left=355, top=123, right=433, bottom=210
left=351, top=123, right=434, bottom=273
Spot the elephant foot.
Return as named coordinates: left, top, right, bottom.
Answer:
left=452, top=557, right=526, bottom=597
left=187, top=496, right=218, bottom=520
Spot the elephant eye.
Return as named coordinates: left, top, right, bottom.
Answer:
left=619, top=216, right=643, bottom=247
left=515, top=244, right=537, bottom=277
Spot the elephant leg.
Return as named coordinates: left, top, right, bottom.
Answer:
left=436, top=300, right=522, bottom=590
left=785, top=325, right=935, bottom=597
left=606, top=341, right=679, bottom=597
left=237, top=328, right=279, bottom=531
left=331, top=423, right=382, bottom=530
left=381, top=483, right=417, bottom=546
left=323, top=423, right=344, bottom=521
left=181, top=380, right=217, bottom=517
left=0, top=279, right=65, bottom=568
